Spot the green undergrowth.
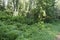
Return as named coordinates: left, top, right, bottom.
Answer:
left=47, top=22, right=60, bottom=33
left=0, top=20, right=56, bottom=40
left=0, top=11, right=59, bottom=40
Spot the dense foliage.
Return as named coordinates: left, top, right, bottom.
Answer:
left=0, top=20, right=55, bottom=40
left=0, top=0, right=56, bottom=23
left=0, top=0, right=59, bottom=40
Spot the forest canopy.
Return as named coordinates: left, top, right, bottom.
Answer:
left=0, top=0, right=56, bottom=24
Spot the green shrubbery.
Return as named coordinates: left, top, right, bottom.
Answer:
left=0, top=0, right=56, bottom=39
left=0, top=10, right=56, bottom=40
left=0, top=21, right=55, bottom=40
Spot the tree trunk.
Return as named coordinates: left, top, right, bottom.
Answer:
left=13, top=0, right=19, bottom=16
left=3, top=0, right=8, bottom=9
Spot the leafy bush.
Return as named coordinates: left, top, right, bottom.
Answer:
left=0, top=21, right=55, bottom=40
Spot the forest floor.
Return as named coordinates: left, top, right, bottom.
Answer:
left=56, top=33, right=60, bottom=40
left=46, top=22, right=60, bottom=40
left=54, top=23, right=60, bottom=40
left=46, top=21, right=60, bottom=40
left=0, top=18, right=60, bottom=40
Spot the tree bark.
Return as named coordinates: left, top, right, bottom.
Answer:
left=3, top=0, right=8, bottom=9
left=13, top=0, right=19, bottom=16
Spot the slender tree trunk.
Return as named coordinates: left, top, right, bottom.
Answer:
left=13, top=0, right=19, bottom=16
left=2, top=0, right=8, bottom=9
